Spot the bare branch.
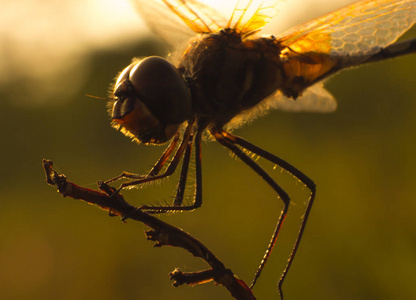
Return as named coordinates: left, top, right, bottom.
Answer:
left=42, top=159, right=256, bottom=300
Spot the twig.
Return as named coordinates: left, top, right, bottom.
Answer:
left=42, top=159, right=256, bottom=300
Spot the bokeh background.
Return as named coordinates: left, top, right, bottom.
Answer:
left=1, top=0, right=415, bottom=299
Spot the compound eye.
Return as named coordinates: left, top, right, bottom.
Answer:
left=111, top=80, right=136, bottom=119
left=110, top=56, right=192, bottom=144
left=115, top=62, right=136, bottom=88
left=128, top=56, right=192, bottom=125
left=111, top=96, right=135, bottom=120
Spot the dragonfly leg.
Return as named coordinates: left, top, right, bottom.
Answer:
left=104, top=132, right=181, bottom=184
left=140, top=129, right=203, bottom=213
left=113, top=122, right=193, bottom=191
left=211, top=128, right=291, bottom=291
left=217, top=129, right=316, bottom=299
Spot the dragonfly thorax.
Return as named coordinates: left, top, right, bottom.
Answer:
left=179, top=30, right=286, bottom=129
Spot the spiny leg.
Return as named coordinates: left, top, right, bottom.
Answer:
left=211, top=129, right=290, bottom=288
left=173, top=137, right=192, bottom=207
left=141, top=129, right=203, bottom=213
left=104, top=132, right=181, bottom=184
left=140, top=134, right=193, bottom=212
left=219, top=130, right=316, bottom=299
left=115, top=121, right=194, bottom=191
left=148, top=132, right=181, bottom=177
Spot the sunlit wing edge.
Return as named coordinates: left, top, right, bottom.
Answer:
left=160, top=0, right=227, bottom=33
left=225, top=83, right=336, bottom=132
left=277, top=0, right=416, bottom=61
left=227, top=0, right=282, bottom=36
left=131, top=0, right=196, bottom=46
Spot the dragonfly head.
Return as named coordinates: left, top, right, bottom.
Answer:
left=110, top=56, right=192, bottom=144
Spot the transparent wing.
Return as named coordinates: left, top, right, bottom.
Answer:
left=132, top=0, right=195, bottom=46
left=131, top=0, right=227, bottom=46
left=227, top=0, right=282, bottom=36
left=273, top=83, right=337, bottom=113
left=277, top=0, right=416, bottom=65
left=159, top=0, right=283, bottom=37
left=159, top=0, right=227, bottom=33
left=226, top=83, right=336, bottom=132
left=132, top=0, right=284, bottom=45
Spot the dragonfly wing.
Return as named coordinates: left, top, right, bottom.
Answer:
left=273, top=83, right=337, bottom=113
left=227, top=0, right=282, bottom=36
left=278, top=0, right=416, bottom=65
left=274, top=0, right=415, bottom=98
left=155, top=0, right=282, bottom=37
left=132, top=0, right=285, bottom=44
left=159, top=0, right=227, bottom=33
left=226, top=83, right=336, bottom=133
left=132, top=0, right=193, bottom=46
left=131, top=0, right=227, bottom=46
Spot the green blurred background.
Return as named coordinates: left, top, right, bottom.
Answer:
left=1, top=1, right=416, bottom=299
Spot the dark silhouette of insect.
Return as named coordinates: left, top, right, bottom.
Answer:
left=104, top=0, right=416, bottom=297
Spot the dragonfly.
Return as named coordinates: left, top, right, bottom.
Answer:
left=105, top=0, right=416, bottom=298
